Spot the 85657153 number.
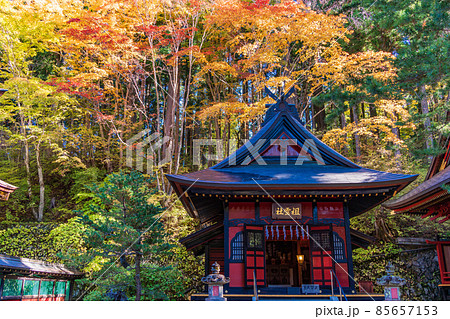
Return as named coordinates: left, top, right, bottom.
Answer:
left=375, top=305, right=437, bottom=316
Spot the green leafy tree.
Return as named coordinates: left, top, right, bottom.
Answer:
left=68, top=170, right=166, bottom=300
left=0, top=1, right=82, bottom=221
left=325, top=0, right=450, bottom=157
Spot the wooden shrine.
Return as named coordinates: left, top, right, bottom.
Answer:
left=0, top=180, right=17, bottom=201
left=0, top=254, right=83, bottom=301
left=384, top=133, right=450, bottom=300
left=167, top=88, right=417, bottom=300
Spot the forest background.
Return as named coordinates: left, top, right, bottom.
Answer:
left=0, top=0, right=449, bottom=300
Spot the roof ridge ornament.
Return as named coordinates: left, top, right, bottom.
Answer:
left=262, top=86, right=301, bottom=126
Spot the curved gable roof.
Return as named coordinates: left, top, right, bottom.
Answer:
left=166, top=90, right=417, bottom=221
left=213, top=110, right=359, bottom=169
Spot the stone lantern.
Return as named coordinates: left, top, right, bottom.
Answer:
left=201, top=262, right=230, bottom=301
left=376, top=262, right=406, bottom=301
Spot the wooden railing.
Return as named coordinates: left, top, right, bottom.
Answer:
left=330, top=269, right=348, bottom=301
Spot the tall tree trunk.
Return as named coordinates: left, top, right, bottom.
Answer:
left=170, top=81, right=181, bottom=175
left=339, top=112, right=349, bottom=156
left=360, top=102, right=366, bottom=119
left=163, top=67, right=179, bottom=171
left=19, top=110, right=37, bottom=220
left=207, top=121, right=212, bottom=167
left=351, top=104, right=361, bottom=163
left=314, top=103, right=325, bottom=131
left=135, top=248, right=142, bottom=301
left=369, top=103, right=377, bottom=117
left=340, top=112, right=346, bottom=129
left=392, top=122, right=402, bottom=170
left=174, top=81, right=188, bottom=176
left=35, top=142, right=45, bottom=222
left=309, top=97, right=315, bottom=131
left=420, top=85, right=433, bottom=157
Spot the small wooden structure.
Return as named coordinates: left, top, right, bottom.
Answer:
left=426, top=239, right=450, bottom=294
left=167, top=88, right=417, bottom=300
left=0, top=254, right=83, bottom=301
left=0, top=180, right=17, bottom=201
left=384, top=134, right=450, bottom=299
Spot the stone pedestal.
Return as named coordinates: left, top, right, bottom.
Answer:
left=201, top=262, right=230, bottom=301
left=376, top=262, right=406, bottom=301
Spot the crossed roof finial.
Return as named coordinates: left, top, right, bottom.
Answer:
left=262, top=85, right=300, bottom=126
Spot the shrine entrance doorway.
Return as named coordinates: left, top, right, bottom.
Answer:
left=265, top=239, right=311, bottom=287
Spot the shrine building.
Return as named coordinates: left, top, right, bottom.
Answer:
left=0, top=179, right=17, bottom=201
left=167, top=89, right=417, bottom=300
left=0, top=254, right=83, bottom=301
left=384, top=134, right=450, bottom=300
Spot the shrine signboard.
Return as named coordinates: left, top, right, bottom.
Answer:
left=272, top=203, right=302, bottom=219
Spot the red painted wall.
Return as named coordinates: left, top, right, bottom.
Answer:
left=336, top=263, right=350, bottom=287
left=317, top=202, right=343, bottom=219
left=333, top=225, right=349, bottom=287
left=229, top=202, right=255, bottom=219
left=229, top=264, right=245, bottom=287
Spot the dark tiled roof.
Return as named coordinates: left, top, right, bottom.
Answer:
left=383, top=166, right=450, bottom=211
left=171, top=163, right=416, bottom=188
left=167, top=103, right=417, bottom=221
left=0, top=254, right=83, bottom=279
left=179, top=222, right=223, bottom=254
left=425, top=134, right=450, bottom=180
left=0, top=180, right=17, bottom=192
left=168, top=110, right=416, bottom=189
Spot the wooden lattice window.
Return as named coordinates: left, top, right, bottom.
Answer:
left=311, top=231, right=332, bottom=251
left=333, top=232, right=346, bottom=262
left=230, top=232, right=244, bottom=262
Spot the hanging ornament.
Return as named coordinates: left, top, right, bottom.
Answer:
left=290, top=225, right=293, bottom=240
left=265, top=226, right=269, bottom=240
left=276, top=225, right=279, bottom=240
left=271, top=225, right=274, bottom=240
left=296, top=225, right=299, bottom=239
left=301, top=225, right=305, bottom=239
left=306, top=225, right=309, bottom=239
left=283, top=225, right=286, bottom=240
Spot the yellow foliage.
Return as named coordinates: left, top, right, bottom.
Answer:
left=197, top=99, right=266, bottom=123
left=374, top=99, right=412, bottom=123
left=323, top=113, right=412, bottom=161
